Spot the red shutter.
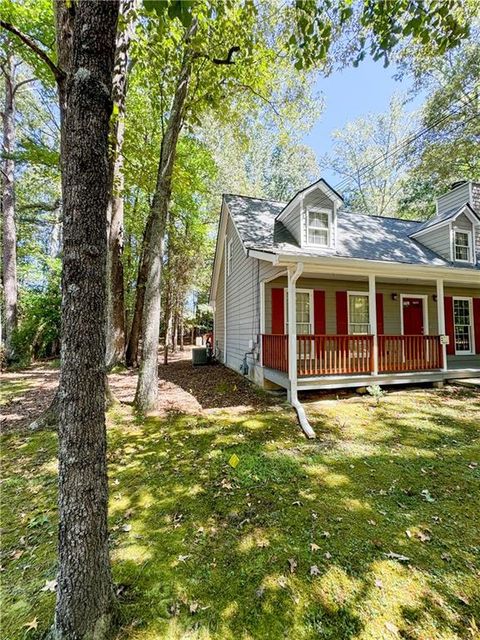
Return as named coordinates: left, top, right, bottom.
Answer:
left=444, top=296, right=455, bottom=355
left=271, top=288, right=285, bottom=334
left=376, top=293, right=384, bottom=335
left=314, top=290, right=326, bottom=335
left=473, top=298, right=480, bottom=355
left=336, top=291, right=348, bottom=334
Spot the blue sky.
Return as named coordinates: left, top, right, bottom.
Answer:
left=304, top=59, right=425, bottom=185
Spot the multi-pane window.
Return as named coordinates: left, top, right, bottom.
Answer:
left=453, top=298, right=473, bottom=353
left=307, top=209, right=330, bottom=246
left=285, top=290, right=312, bottom=334
left=454, top=231, right=471, bottom=262
left=348, top=294, right=370, bottom=334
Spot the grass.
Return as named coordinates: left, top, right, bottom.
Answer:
left=1, top=383, right=479, bottom=639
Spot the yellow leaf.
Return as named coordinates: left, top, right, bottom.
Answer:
left=24, top=618, right=38, bottom=632
left=228, top=454, right=240, bottom=469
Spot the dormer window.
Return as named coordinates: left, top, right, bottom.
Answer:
left=306, top=208, right=331, bottom=247
left=454, top=230, right=472, bottom=262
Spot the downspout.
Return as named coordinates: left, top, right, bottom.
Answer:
left=287, top=262, right=316, bottom=439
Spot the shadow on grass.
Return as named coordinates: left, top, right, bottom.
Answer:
left=1, top=386, right=479, bottom=639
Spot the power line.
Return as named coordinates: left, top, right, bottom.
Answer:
left=333, top=92, right=479, bottom=192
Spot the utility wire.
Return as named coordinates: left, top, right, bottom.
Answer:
left=333, top=91, right=479, bottom=192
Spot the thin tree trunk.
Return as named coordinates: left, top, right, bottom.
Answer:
left=106, top=0, right=137, bottom=369
left=53, top=2, right=119, bottom=638
left=125, top=214, right=152, bottom=367
left=179, top=315, right=184, bottom=351
left=1, top=51, right=18, bottom=361
left=134, top=21, right=197, bottom=411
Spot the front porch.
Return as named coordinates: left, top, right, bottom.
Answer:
left=259, top=267, right=480, bottom=393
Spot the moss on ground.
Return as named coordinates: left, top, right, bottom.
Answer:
left=1, top=384, right=479, bottom=639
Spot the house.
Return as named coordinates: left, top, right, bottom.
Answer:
left=209, top=178, right=480, bottom=432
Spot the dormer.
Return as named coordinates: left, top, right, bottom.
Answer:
left=276, top=179, right=343, bottom=250
left=410, top=181, right=480, bottom=266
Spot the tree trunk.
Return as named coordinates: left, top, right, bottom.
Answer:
left=53, top=2, right=119, bottom=638
left=105, top=0, right=137, bottom=369
left=179, top=315, right=184, bottom=351
left=125, top=213, right=152, bottom=367
left=1, top=51, right=18, bottom=361
left=134, top=21, right=197, bottom=411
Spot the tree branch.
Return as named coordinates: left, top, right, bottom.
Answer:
left=13, top=77, right=35, bottom=95
left=0, top=20, right=65, bottom=83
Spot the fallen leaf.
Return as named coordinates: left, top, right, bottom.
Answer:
left=405, top=529, right=412, bottom=538
left=41, top=578, right=57, bottom=592
left=189, top=602, right=199, bottom=614
left=310, top=565, right=321, bottom=576
left=421, top=489, right=435, bottom=503
left=458, top=594, right=470, bottom=606
left=375, top=579, right=383, bottom=589
left=178, top=554, right=190, bottom=563
left=288, top=558, right=297, bottom=574
left=24, top=618, right=38, bottom=632
left=121, top=524, right=132, bottom=532
left=368, top=519, right=377, bottom=526
left=255, top=586, right=265, bottom=598
left=321, top=531, right=330, bottom=538
left=277, top=575, right=287, bottom=588
left=310, top=543, right=320, bottom=552
left=11, top=549, right=23, bottom=560
left=441, top=552, right=452, bottom=562
left=228, top=454, right=239, bottom=469
left=417, top=530, right=431, bottom=543
left=324, top=551, right=332, bottom=560
left=384, top=551, right=410, bottom=562
left=385, top=621, right=399, bottom=635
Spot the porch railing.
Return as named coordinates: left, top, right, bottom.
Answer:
left=262, top=334, right=443, bottom=377
left=378, top=335, right=443, bottom=372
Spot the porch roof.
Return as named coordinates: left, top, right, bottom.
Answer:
left=224, top=194, right=479, bottom=270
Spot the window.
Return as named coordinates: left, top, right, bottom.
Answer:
left=306, top=208, right=330, bottom=246
left=453, top=297, right=473, bottom=353
left=348, top=293, right=370, bottom=334
left=227, top=238, right=233, bottom=276
left=285, top=290, right=313, bottom=334
left=454, top=230, right=472, bottom=262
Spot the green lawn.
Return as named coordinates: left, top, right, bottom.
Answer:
left=1, top=384, right=479, bottom=639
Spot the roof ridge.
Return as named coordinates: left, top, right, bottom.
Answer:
left=341, top=209, right=424, bottom=224
left=223, top=193, right=285, bottom=205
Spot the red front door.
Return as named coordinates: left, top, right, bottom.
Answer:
left=402, top=297, right=424, bottom=335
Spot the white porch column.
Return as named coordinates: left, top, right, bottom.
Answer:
left=436, top=278, right=448, bottom=372
left=287, top=263, right=303, bottom=402
left=368, top=274, right=378, bottom=375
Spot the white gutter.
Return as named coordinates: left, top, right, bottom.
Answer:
left=287, top=262, right=316, bottom=439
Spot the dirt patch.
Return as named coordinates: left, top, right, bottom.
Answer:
left=1, top=348, right=276, bottom=433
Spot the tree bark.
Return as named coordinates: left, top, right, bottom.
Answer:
left=1, top=51, right=18, bottom=361
left=53, top=2, right=119, bottom=638
left=125, top=213, right=152, bottom=367
left=105, top=0, right=138, bottom=369
left=134, top=21, right=197, bottom=411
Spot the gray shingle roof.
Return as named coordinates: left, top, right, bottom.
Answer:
left=224, top=193, right=477, bottom=269
left=412, top=202, right=480, bottom=234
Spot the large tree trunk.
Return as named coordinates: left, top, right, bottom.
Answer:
left=105, top=0, right=137, bottom=369
left=1, top=51, right=18, bottom=362
left=134, top=22, right=197, bottom=411
left=53, top=2, right=119, bottom=638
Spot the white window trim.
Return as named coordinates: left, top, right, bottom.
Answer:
left=304, top=207, right=332, bottom=248
left=227, top=238, right=233, bottom=276
left=283, top=288, right=314, bottom=335
left=347, top=290, right=370, bottom=335
left=400, top=294, right=429, bottom=336
left=452, top=296, right=474, bottom=355
left=453, top=228, right=474, bottom=264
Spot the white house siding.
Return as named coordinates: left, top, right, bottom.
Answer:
left=281, top=203, right=302, bottom=245
left=472, top=182, right=480, bottom=213
left=222, top=215, right=261, bottom=375
left=437, top=182, right=471, bottom=215
left=281, top=188, right=336, bottom=248
left=214, top=247, right=225, bottom=360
